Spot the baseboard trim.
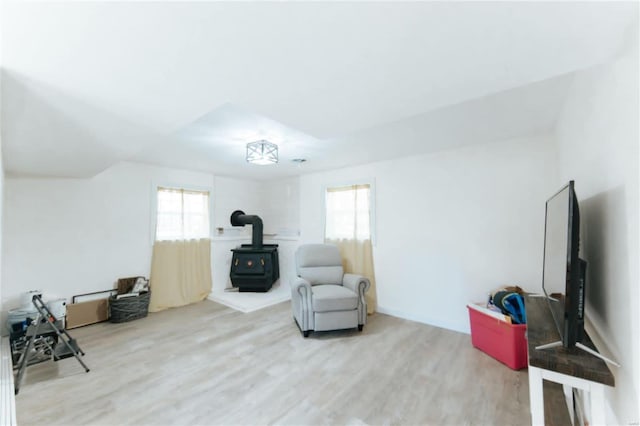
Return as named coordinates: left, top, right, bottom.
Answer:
left=1, top=337, right=17, bottom=426
left=376, top=305, right=469, bottom=334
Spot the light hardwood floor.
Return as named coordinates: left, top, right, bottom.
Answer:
left=16, top=300, right=530, bottom=425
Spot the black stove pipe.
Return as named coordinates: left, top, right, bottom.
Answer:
left=230, top=210, right=263, bottom=249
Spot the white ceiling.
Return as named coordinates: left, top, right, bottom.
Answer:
left=1, top=1, right=637, bottom=179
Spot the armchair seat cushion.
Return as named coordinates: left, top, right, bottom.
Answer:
left=312, top=285, right=358, bottom=312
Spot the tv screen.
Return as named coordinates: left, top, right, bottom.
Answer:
left=542, top=180, right=586, bottom=348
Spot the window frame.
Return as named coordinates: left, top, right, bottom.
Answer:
left=322, top=178, right=376, bottom=246
left=149, top=182, right=214, bottom=244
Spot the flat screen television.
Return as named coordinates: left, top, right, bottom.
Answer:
left=542, top=180, right=586, bottom=348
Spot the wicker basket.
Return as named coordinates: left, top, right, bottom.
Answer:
left=109, top=277, right=150, bottom=323
left=109, top=292, right=150, bottom=323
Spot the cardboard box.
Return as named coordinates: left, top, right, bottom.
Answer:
left=66, top=299, right=109, bottom=329
left=467, top=303, right=528, bottom=370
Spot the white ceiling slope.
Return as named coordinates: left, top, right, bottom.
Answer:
left=1, top=1, right=637, bottom=179
left=136, top=74, right=573, bottom=180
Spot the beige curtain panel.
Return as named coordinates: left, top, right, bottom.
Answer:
left=325, top=238, right=378, bottom=314
left=324, top=183, right=378, bottom=314
left=149, top=238, right=212, bottom=312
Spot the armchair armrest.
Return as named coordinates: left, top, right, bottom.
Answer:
left=343, top=274, right=370, bottom=326
left=291, top=277, right=313, bottom=331
left=292, top=277, right=312, bottom=297
left=342, top=273, right=370, bottom=296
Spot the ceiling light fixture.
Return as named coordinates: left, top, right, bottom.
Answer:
left=246, top=140, right=278, bottom=165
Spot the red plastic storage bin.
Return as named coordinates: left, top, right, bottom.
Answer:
left=467, top=304, right=528, bottom=370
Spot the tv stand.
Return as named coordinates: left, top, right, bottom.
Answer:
left=525, top=295, right=615, bottom=426
left=535, top=341, right=620, bottom=366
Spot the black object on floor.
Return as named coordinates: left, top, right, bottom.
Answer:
left=229, top=210, right=280, bottom=292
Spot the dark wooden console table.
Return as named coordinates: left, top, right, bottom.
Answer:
left=525, top=295, right=615, bottom=425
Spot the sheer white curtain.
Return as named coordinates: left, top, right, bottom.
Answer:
left=325, top=184, right=377, bottom=314
left=156, top=187, right=210, bottom=241
left=149, top=187, right=212, bottom=312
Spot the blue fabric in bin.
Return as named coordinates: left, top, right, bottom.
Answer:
left=493, top=292, right=526, bottom=324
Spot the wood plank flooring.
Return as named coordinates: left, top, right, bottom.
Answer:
left=16, top=301, right=531, bottom=425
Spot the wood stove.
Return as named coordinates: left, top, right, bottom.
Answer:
left=229, top=210, right=280, bottom=292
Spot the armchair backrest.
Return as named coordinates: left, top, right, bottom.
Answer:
left=295, top=244, right=344, bottom=286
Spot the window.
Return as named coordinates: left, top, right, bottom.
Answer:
left=155, top=187, right=210, bottom=241
left=324, top=184, right=372, bottom=241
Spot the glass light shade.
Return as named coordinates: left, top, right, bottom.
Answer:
left=246, top=140, right=278, bottom=165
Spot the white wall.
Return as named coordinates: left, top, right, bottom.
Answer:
left=261, top=176, right=300, bottom=236
left=1, top=22, right=4, bottom=325
left=0, top=114, right=4, bottom=313
left=212, top=175, right=300, bottom=237
left=554, top=26, right=639, bottom=424
left=1, top=162, right=212, bottom=312
left=213, top=175, right=264, bottom=236
left=300, top=134, right=557, bottom=332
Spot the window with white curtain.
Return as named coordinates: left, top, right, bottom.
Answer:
left=324, top=184, right=372, bottom=241
left=155, top=187, right=210, bottom=241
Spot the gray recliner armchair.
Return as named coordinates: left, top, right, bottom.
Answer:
left=291, top=244, right=370, bottom=337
